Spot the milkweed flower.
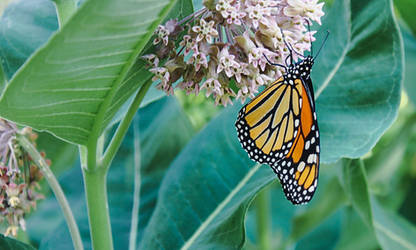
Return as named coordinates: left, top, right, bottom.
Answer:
left=0, top=119, right=46, bottom=236
left=142, top=0, right=325, bottom=106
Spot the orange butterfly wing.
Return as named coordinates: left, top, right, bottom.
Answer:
left=235, top=58, right=320, bottom=205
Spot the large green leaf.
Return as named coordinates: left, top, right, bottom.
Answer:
left=0, top=0, right=177, bottom=145
left=0, top=234, right=35, bottom=250
left=314, top=0, right=402, bottom=162
left=26, top=97, right=193, bottom=249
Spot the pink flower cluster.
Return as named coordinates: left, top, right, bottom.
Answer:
left=0, top=120, right=46, bottom=236
left=143, top=0, right=324, bottom=106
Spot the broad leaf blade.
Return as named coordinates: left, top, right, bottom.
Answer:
left=0, top=0, right=177, bottom=145
left=314, top=0, right=403, bottom=162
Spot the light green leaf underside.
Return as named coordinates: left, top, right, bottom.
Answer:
left=0, top=0, right=176, bottom=145
left=314, top=0, right=402, bottom=162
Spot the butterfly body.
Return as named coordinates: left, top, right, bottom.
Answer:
left=235, top=55, right=320, bottom=205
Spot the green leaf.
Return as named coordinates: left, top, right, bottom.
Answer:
left=0, top=0, right=178, bottom=145
left=26, top=97, right=193, bottom=249
left=139, top=104, right=275, bottom=249
left=394, top=0, right=416, bottom=36
left=314, top=0, right=403, bottom=162
left=0, top=234, right=36, bottom=250
left=372, top=198, right=416, bottom=250
left=105, top=0, right=193, bottom=128
left=402, top=28, right=416, bottom=105
left=339, top=159, right=373, bottom=227
left=0, top=0, right=58, bottom=79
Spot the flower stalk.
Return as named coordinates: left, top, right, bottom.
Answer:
left=16, top=133, right=83, bottom=250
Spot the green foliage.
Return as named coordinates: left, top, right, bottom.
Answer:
left=314, top=0, right=402, bottom=162
left=0, top=234, right=35, bottom=250
left=0, top=0, right=415, bottom=249
left=26, top=97, right=193, bottom=249
left=0, top=0, right=179, bottom=145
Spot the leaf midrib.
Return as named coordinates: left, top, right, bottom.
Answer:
left=180, top=163, right=262, bottom=250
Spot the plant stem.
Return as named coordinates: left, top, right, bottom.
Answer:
left=129, top=118, right=142, bottom=250
left=82, top=166, right=113, bottom=250
left=100, top=80, right=152, bottom=171
left=16, top=134, right=83, bottom=250
left=82, top=81, right=152, bottom=250
left=52, top=0, right=77, bottom=28
left=256, top=186, right=270, bottom=250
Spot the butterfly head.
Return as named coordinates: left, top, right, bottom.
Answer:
left=286, top=55, right=314, bottom=81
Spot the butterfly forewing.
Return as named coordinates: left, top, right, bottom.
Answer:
left=236, top=77, right=303, bottom=166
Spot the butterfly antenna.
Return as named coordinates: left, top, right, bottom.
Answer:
left=313, top=30, right=329, bottom=60
left=263, top=53, right=287, bottom=71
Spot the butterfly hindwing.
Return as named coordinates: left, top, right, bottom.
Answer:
left=273, top=77, right=320, bottom=204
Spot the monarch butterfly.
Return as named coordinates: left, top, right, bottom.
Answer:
left=235, top=31, right=328, bottom=205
